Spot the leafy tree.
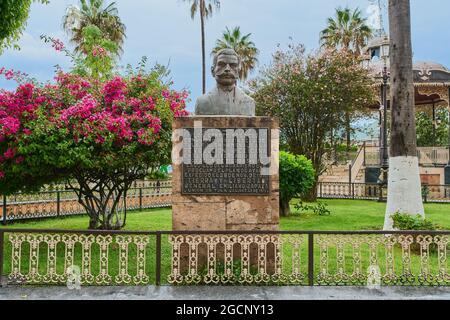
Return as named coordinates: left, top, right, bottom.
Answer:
left=250, top=44, right=375, bottom=199
left=183, top=0, right=220, bottom=94
left=62, top=0, right=126, bottom=56
left=320, top=7, right=373, bottom=153
left=0, top=0, right=49, bottom=54
left=0, top=42, right=189, bottom=230
left=279, top=152, right=315, bottom=217
left=416, top=108, right=449, bottom=147
left=212, top=27, right=259, bottom=81
left=384, top=0, right=424, bottom=230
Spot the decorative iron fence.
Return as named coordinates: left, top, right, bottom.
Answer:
left=1, top=184, right=172, bottom=224
left=2, top=229, right=450, bottom=286
left=317, top=182, right=450, bottom=203
left=364, top=146, right=450, bottom=167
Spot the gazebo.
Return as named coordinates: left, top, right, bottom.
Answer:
left=362, top=35, right=450, bottom=185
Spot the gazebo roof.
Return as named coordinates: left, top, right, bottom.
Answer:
left=364, top=35, right=450, bottom=85
left=364, top=35, right=450, bottom=111
left=368, top=59, right=450, bottom=84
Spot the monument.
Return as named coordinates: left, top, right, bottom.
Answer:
left=195, top=48, right=256, bottom=117
left=172, top=48, right=279, bottom=232
left=170, top=49, right=279, bottom=276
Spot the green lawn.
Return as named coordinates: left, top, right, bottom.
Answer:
left=2, top=199, right=450, bottom=286
left=4, top=199, right=449, bottom=231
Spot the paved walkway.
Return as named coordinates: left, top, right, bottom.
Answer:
left=1, top=286, right=450, bottom=300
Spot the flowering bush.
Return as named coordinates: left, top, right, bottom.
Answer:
left=250, top=44, right=375, bottom=200
left=0, top=66, right=189, bottom=229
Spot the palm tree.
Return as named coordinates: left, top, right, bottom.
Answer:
left=63, top=0, right=126, bottom=56
left=320, top=7, right=373, bottom=154
left=384, top=0, right=424, bottom=230
left=212, top=27, right=259, bottom=81
left=320, top=7, right=373, bottom=55
left=184, top=0, right=221, bottom=94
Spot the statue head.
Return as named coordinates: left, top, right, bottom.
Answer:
left=211, top=48, right=240, bottom=87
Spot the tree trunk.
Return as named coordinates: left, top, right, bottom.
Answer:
left=88, top=218, right=98, bottom=230
left=346, top=111, right=351, bottom=155
left=200, top=1, right=206, bottom=94
left=305, top=179, right=318, bottom=202
left=384, top=0, right=424, bottom=230
left=280, top=198, right=291, bottom=217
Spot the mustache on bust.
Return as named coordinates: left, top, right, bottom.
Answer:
left=215, top=72, right=238, bottom=79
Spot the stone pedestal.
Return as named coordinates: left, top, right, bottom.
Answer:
left=171, top=116, right=280, bottom=232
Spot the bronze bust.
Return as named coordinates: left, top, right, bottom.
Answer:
left=195, top=48, right=256, bottom=116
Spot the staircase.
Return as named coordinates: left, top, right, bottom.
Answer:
left=319, top=164, right=351, bottom=183
left=320, top=145, right=366, bottom=183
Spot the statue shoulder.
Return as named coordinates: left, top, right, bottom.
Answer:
left=237, top=87, right=255, bottom=103
left=235, top=87, right=256, bottom=116
left=237, top=87, right=256, bottom=109
left=195, top=94, right=212, bottom=115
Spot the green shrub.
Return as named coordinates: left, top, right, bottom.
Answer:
left=279, top=152, right=315, bottom=217
left=391, top=213, right=439, bottom=231
left=147, top=166, right=170, bottom=180
left=391, top=213, right=440, bottom=255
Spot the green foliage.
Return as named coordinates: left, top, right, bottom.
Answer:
left=75, top=25, right=118, bottom=79
left=416, top=108, right=449, bottom=147
left=334, top=143, right=358, bottom=153
left=250, top=44, right=375, bottom=183
left=0, top=0, right=49, bottom=54
left=294, top=201, right=331, bottom=216
left=184, top=0, right=221, bottom=20
left=320, top=6, right=373, bottom=55
left=63, top=0, right=126, bottom=56
left=279, top=151, right=315, bottom=203
left=212, top=26, right=259, bottom=81
left=147, top=166, right=170, bottom=180
left=391, top=213, right=439, bottom=231
left=42, top=25, right=118, bottom=80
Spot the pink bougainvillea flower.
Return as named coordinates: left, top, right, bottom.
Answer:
left=15, top=156, right=24, bottom=164
left=4, top=148, right=16, bottom=159
left=0, top=117, right=20, bottom=135
left=51, top=38, right=65, bottom=52
left=5, top=70, right=14, bottom=80
left=23, top=128, right=32, bottom=136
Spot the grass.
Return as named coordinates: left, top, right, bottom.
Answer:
left=285, top=199, right=450, bottom=230
left=6, top=199, right=450, bottom=231
left=2, top=199, right=450, bottom=285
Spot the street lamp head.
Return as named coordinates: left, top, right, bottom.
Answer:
left=380, top=36, right=390, bottom=61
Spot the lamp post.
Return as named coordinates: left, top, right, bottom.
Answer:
left=378, top=37, right=390, bottom=201
left=446, top=87, right=450, bottom=185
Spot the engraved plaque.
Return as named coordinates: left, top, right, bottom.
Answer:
left=182, top=128, right=270, bottom=195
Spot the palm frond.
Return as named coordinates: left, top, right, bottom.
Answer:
left=211, top=26, right=259, bottom=81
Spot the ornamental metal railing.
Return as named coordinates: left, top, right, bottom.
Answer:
left=1, top=184, right=172, bottom=224
left=2, top=181, right=450, bottom=225
left=2, top=229, right=450, bottom=286
left=364, top=146, right=450, bottom=167
left=317, top=182, right=450, bottom=203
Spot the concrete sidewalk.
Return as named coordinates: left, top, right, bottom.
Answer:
left=1, top=286, right=450, bottom=300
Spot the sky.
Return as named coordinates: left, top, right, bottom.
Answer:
left=1, top=0, right=449, bottom=113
